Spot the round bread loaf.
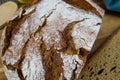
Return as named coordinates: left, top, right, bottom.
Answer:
left=0, top=0, right=104, bottom=80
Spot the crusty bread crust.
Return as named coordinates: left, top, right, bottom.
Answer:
left=0, top=0, right=104, bottom=80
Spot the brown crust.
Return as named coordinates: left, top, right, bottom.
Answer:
left=17, top=69, right=25, bottom=80
left=0, top=0, right=104, bottom=80
left=1, top=13, right=24, bottom=57
left=42, top=48, right=63, bottom=80
left=1, top=5, right=36, bottom=58
left=62, top=21, right=80, bottom=55
left=63, top=0, right=102, bottom=17
left=40, top=37, right=63, bottom=80
left=79, top=48, right=89, bottom=63
left=1, top=7, right=37, bottom=80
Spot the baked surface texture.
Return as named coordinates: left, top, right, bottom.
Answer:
left=79, top=28, right=120, bottom=80
left=0, top=0, right=104, bottom=80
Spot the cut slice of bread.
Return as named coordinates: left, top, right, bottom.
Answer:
left=78, top=28, right=120, bottom=80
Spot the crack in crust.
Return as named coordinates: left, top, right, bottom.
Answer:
left=15, top=39, right=29, bottom=69
left=59, top=18, right=88, bottom=55
left=78, top=47, right=89, bottom=63
left=3, top=39, right=29, bottom=80
left=62, top=21, right=80, bottom=55
left=12, top=8, right=57, bottom=79
left=42, top=47, right=63, bottom=80
left=34, top=8, right=56, bottom=36
left=1, top=14, right=26, bottom=57
left=1, top=7, right=37, bottom=80
left=1, top=5, right=36, bottom=58
left=40, top=20, right=87, bottom=80
left=38, top=22, right=64, bottom=80
left=1, top=27, right=13, bottom=57
left=17, top=69, right=26, bottom=80
left=71, top=61, right=78, bottom=80
left=2, top=16, right=30, bottom=67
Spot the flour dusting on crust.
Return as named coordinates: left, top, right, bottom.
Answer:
left=61, top=53, right=84, bottom=80
left=0, top=0, right=104, bottom=80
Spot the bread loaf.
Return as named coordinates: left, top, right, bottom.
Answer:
left=0, top=0, right=104, bottom=80
left=78, top=28, right=120, bottom=80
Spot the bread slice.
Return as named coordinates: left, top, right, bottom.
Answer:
left=0, top=0, right=104, bottom=80
left=78, top=28, right=120, bottom=80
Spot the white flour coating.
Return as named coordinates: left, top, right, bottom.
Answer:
left=22, top=52, right=45, bottom=80
left=2, top=0, right=60, bottom=65
left=61, top=53, right=84, bottom=80
left=41, top=0, right=102, bottom=51
left=72, top=16, right=101, bottom=51
left=2, top=0, right=102, bottom=65
left=87, top=0, right=104, bottom=16
left=2, top=19, right=30, bottom=65
left=3, top=66, right=20, bottom=80
left=42, top=28, right=62, bottom=50
left=22, top=34, right=45, bottom=80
